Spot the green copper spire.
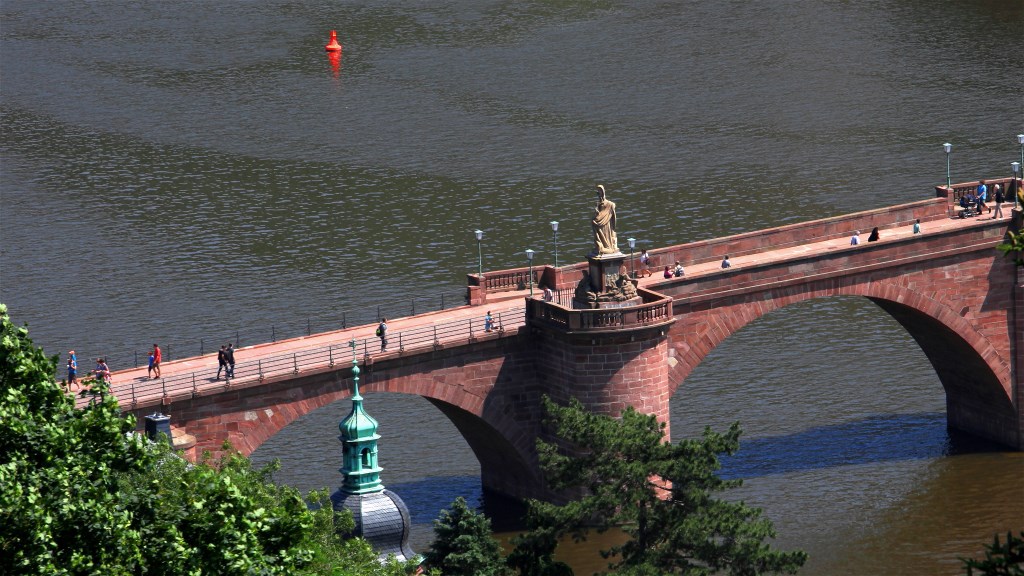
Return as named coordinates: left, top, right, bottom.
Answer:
left=339, top=339, right=383, bottom=494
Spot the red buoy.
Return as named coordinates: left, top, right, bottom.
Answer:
left=325, top=30, right=342, bottom=52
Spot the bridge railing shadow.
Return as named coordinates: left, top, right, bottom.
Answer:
left=103, top=307, right=526, bottom=410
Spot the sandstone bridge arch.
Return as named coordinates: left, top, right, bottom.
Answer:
left=124, top=199, right=1022, bottom=502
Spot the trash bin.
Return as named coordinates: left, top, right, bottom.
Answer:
left=144, top=413, right=172, bottom=443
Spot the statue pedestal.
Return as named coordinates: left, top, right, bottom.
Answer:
left=573, top=253, right=636, bottom=309
left=587, top=253, right=627, bottom=293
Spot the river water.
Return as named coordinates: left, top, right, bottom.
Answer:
left=2, top=1, right=1022, bottom=574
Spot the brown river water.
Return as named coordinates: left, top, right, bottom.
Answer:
left=2, top=1, right=1022, bottom=574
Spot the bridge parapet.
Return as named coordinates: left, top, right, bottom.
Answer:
left=526, top=287, right=674, bottom=333
left=471, top=198, right=957, bottom=302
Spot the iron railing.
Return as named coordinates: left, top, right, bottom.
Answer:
left=71, top=288, right=468, bottom=375
left=96, top=307, right=525, bottom=409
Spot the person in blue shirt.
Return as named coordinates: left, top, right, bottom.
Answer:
left=977, top=180, right=988, bottom=215
left=721, top=255, right=731, bottom=268
left=484, top=311, right=494, bottom=332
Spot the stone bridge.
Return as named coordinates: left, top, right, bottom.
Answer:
left=106, top=188, right=1023, bottom=501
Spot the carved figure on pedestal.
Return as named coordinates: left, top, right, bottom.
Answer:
left=574, top=270, right=598, bottom=306
left=591, top=184, right=618, bottom=255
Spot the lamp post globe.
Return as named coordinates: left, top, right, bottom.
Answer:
left=525, top=249, right=535, bottom=297
left=550, top=221, right=559, bottom=268
left=474, top=230, right=484, bottom=279
left=943, top=143, right=952, bottom=190
left=627, top=237, right=636, bottom=278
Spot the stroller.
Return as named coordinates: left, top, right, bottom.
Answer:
left=958, top=196, right=976, bottom=218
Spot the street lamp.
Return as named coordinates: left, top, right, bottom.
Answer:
left=627, top=237, right=636, bottom=278
left=525, top=249, right=535, bottom=297
left=943, top=142, right=952, bottom=190
left=550, top=221, right=559, bottom=268
left=1013, top=162, right=1021, bottom=211
left=474, top=230, right=484, bottom=279
left=1017, top=134, right=1024, bottom=208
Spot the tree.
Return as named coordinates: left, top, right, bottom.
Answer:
left=996, top=229, right=1024, bottom=267
left=0, top=304, right=419, bottom=576
left=0, top=303, right=155, bottom=574
left=961, top=531, right=1024, bottom=576
left=512, top=396, right=807, bottom=576
left=424, top=496, right=510, bottom=576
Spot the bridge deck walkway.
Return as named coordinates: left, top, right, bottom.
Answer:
left=85, top=205, right=1012, bottom=409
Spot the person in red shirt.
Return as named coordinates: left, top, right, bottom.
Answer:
left=152, top=343, right=162, bottom=378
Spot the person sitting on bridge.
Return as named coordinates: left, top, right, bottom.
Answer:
left=673, top=261, right=684, bottom=277
left=721, top=255, right=731, bottom=268
left=867, top=227, right=880, bottom=242
left=663, top=265, right=672, bottom=279
left=542, top=286, right=554, bottom=302
left=850, top=231, right=860, bottom=245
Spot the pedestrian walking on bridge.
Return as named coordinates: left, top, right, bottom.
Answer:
left=217, top=345, right=227, bottom=380
left=225, top=343, right=235, bottom=378
left=377, top=318, right=388, bottom=352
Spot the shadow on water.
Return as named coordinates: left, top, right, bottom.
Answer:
left=720, top=412, right=1007, bottom=480
left=382, top=412, right=1011, bottom=543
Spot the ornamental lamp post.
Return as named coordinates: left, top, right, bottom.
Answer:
left=525, top=249, right=535, bottom=297
left=474, top=229, right=484, bottom=279
left=1013, top=162, right=1021, bottom=211
left=1017, top=134, right=1024, bottom=206
left=943, top=142, right=952, bottom=191
left=627, top=237, right=636, bottom=278
left=550, top=221, right=559, bottom=268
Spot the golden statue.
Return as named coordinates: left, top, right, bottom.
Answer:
left=591, top=184, right=618, bottom=255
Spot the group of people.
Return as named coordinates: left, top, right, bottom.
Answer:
left=850, top=227, right=880, bottom=245
left=959, top=180, right=1006, bottom=219
left=64, top=349, right=112, bottom=392
left=216, top=343, right=236, bottom=380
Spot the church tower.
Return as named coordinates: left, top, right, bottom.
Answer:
left=331, top=342, right=416, bottom=562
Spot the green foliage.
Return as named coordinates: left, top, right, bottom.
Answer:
left=996, top=229, right=1024, bottom=267
left=513, top=396, right=807, bottom=576
left=0, top=304, right=420, bottom=576
left=425, top=496, right=510, bottom=576
left=0, top=303, right=153, bottom=575
left=962, top=531, right=1024, bottom=576
left=506, top=524, right=574, bottom=576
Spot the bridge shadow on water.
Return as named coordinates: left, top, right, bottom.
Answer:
left=388, top=412, right=1007, bottom=535
left=718, top=411, right=1006, bottom=480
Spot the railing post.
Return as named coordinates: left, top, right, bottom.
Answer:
left=134, top=350, right=138, bottom=368
left=258, top=360, right=264, bottom=381
left=342, top=312, right=347, bottom=329
left=130, top=379, right=136, bottom=406
left=293, top=353, right=299, bottom=374
left=192, top=372, right=197, bottom=394
left=329, top=345, right=334, bottom=366
left=433, top=325, right=439, bottom=347
left=441, top=293, right=445, bottom=310
left=412, top=299, right=416, bottom=316
left=399, top=332, right=404, bottom=352
left=167, top=345, right=171, bottom=361
left=161, top=378, right=167, bottom=398
left=236, top=330, right=239, bottom=347
left=200, top=339, right=204, bottom=356
left=377, top=305, right=381, bottom=321
left=272, top=325, right=276, bottom=342
left=307, top=317, right=311, bottom=336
